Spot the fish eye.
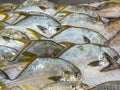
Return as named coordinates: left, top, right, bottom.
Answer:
left=56, top=27, right=61, bottom=31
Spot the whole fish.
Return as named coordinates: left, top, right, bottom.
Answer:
left=60, top=13, right=104, bottom=31
left=96, top=2, right=120, bottom=18
left=61, top=5, right=98, bottom=18
left=59, top=44, right=119, bottom=72
left=91, top=81, right=120, bottom=90
left=14, top=40, right=65, bottom=62
left=3, top=14, right=61, bottom=38
left=40, top=81, right=89, bottom=90
left=14, top=0, right=65, bottom=16
left=59, top=44, right=120, bottom=87
left=48, top=27, right=107, bottom=45
left=4, top=58, right=81, bottom=89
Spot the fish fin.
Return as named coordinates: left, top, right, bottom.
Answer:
left=37, top=25, right=47, bottom=33
left=2, top=36, right=11, bottom=41
left=48, top=76, right=62, bottom=81
left=0, top=70, right=10, bottom=80
left=26, top=28, right=41, bottom=40
left=88, top=61, right=100, bottom=67
left=19, top=57, right=36, bottom=62
left=0, top=12, right=8, bottom=21
left=22, top=52, right=38, bottom=58
left=39, top=6, right=47, bottom=10
left=58, top=41, right=74, bottom=47
left=83, top=36, right=91, bottom=43
left=100, top=52, right=120, bottom=72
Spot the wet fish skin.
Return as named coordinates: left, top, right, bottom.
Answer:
left=14, top=0, right=64, bottom=16
left=61, top=5, right=99, bottom=18
left=15, top=58, right=81, bottom=81
left=48, top=27, right=107, bottom=45
left=40, top=81, right=89, bottom=90
left=91, top=81, right=120, bottom=90
left=60, top=13, right=104, bottom=31
left=4, top=14, right=61, bottom=38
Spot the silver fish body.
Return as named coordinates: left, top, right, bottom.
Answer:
left=5, top=58, right=81, bottom=89
left=60, top=13, right=104, bottom=31
left=62, top=5, right=98, bottom=18
left=4, top=14, right=61, bottom=38
left=49, top=27, right=107, bottom=45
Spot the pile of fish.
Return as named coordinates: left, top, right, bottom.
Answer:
left=0, top=0, right=120, bottom=90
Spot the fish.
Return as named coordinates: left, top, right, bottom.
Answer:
left=4, top=58, right=81, bottom=89
left=3, top=14, right=61, bottom=38
left=96, top=2, right=120, bottom=18
left=48, top=27, right=107, bottom=45
left=60, top=5, right=99, bottom=18
left=60, top=13, right=104, bottom=31
left=0, top=3, right=17, bottom=12
left=59, top=44, right=120, bottom=87
left=39, top=81, right=89, bottom=90
left=14, top=0, right=65, bottom=16
left=13, top=40, right=65, bottom=62
left=0, top=45, right=18, bottom=63
left=59, top=44, right=119, bottom=71
left=91, top=81, right=120, bottom=90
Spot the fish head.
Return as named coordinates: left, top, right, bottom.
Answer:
left=62, top=71, right=81, bottom=81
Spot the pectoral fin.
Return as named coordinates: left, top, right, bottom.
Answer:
left=48, top=76, right=62, bottom=81
left=88, top=61, right=100, bottom=67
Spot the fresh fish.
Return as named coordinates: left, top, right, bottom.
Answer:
left=0, top=3, right=17, bottom=12
left=40, top=81, right=89, bottom=90
left=91, top=81, right=120, bottom=90
left=60, top=13, right=104, bottom=31
left=59, top=44, right=119, bottom=71
left=13, top=40, right=65, bottom=62
left=3, top=14, right=61, bottom=38
left=5, top=58, right=81, bottom=89
left=48, top=27, right=107, bottom=45
left=96, top=2, right=120, bottom=18
left=14, top=0, right=65, bottom=16
left=0, top=45, right=18, bottom=62
left=59, top=44, right=120, bottom=87
left=61, top=5, right=99, bottom=18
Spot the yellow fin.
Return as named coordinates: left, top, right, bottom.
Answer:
left=0, top=12, right=8, bottom=21
left=26, top=28, right=41, bottom=40
left=19, top=57, right=35, bottom=62
left=25, top=86, right=32, bottom=90
left=58, top=41, right=74, bottom=47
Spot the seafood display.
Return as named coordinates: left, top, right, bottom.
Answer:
left=0, top=0, right=120, bottom=90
